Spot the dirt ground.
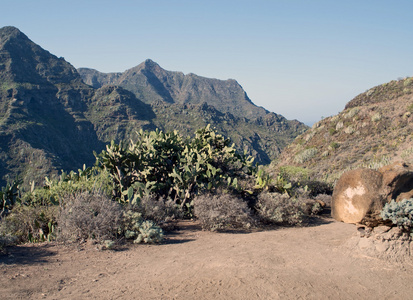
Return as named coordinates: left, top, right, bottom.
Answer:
left=1, top=215, right=412, bottom=300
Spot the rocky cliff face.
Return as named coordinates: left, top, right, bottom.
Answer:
left=276, top=77, right=413, bottom=182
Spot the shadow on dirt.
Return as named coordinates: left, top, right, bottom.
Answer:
left=162, top=237, right=197, bottom=245
left=303, top=207, right=335, bottom=227
left=0, top=244, right=56, bottom=266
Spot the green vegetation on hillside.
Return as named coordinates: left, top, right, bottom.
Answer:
left=276, top=76, right=413, bottom=183
left=0, top=126, right=329, bottom=251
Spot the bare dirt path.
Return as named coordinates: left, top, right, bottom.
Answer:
left=1, top=217, right=412, bottom=299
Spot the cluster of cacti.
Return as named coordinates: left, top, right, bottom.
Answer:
left=96, top=129, right=185, bottom=204
left=121, top=210, right=164, bottom=244
left=0, top=179, right=21, bottom=218
left=254, top=168, right=271, bottom=189
left=381, top=198, right=413, bottom=232
left=23, top=166, right=113, bottom=206
left=96, top=125, right=255, bottom=210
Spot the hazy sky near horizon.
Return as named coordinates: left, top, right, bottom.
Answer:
left=1, top=0, right=413, bottom=125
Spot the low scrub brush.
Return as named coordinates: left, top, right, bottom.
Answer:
left=58, top=191, right=122, bottom=243
left=256, top=192, right=304, bottom=226
left=134, top=194, right=183, bottom=224
left=193, top=192, right=253, bottom=231
left=0, top=205, right=58, bottom=243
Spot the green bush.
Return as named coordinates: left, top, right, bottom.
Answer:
left=279, top=166, right=311, bottom=183
left=22, top=167, right=113, bottom=207
left=193, top=192, right=253, bottom=231
left=381, top=199, right=413, bottom=232
left=404, top=77, right=413, bottom=87
left=329, top=142, right=340, bottom=150
left=329, top=128, right=337, bottom=135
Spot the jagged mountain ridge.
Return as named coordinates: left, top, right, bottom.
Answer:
left=0, top=26, right=307, bottom=189
left=276, top=77, right=413, bottom=182
left=78, top=59, right=280, bottom=120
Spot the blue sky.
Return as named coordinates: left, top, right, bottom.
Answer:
left=1, top=0, right=413, bottom=125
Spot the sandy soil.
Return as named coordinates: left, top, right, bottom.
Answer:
left=1, top=216, right=412, bottom=300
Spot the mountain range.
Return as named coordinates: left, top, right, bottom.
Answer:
left=0, top=26, right=307, bottom=189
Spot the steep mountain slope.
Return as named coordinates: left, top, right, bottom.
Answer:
left=276, top=77, right=413, bottom=182
left=0, top=26, right=101, bottom=187
left=0, top=26, right=307, bottom=188
left=0, top=27, right=154, bottom=188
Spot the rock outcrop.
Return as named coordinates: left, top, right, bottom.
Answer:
left=332, top=162, right=413, bottom=226
left=379, top=161, right=413, bottom=202
left=347, top=225, right=413, bottom=263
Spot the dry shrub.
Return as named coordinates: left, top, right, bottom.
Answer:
left=193, top=192, right=253, bottom=231
left=135, top=194, right=183, bottom=224
left=293, top=188, right=324, bottom=216
left=0, top=205, right=58, bottom=243
left=58, top=191, right=122, bottom=243
left=314, top=193, right=332, bottom=207
left=256, top=192, right=304, bottom=226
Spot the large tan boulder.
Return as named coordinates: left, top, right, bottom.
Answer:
left=332, top=169, right=384, bottom=225
left=332, top=162, right=413, bottom=226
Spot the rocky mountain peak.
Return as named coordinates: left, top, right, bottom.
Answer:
left=0, top=26, right=80, bottom=85
left=0, top=26, right=28, bottom=44
left=142, top=58, right=160, bottom=69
